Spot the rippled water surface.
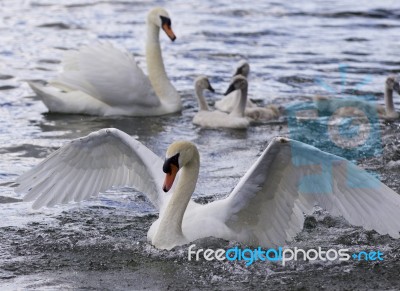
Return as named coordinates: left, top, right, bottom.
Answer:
left=1, top=0, right=400, bottom=289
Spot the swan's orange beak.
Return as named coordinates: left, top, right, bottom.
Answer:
left=162, top=23, right=176, bottom=41
left=163, top=164, right=178, bottom=192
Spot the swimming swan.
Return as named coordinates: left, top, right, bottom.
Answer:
left=215, top=60, right=256, bottom=113
left=28, top=7, right=181, bottom=116
left=192, top=75, right=249, bottom=129
left=314, top=76, right=400, bottom=119
left=15, top=128, right=400, bottom=250
left=244, top=105, right=280, bottom=121
left=216, top=61, right=279, bottom=121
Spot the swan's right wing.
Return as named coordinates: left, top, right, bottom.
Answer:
left=52, top=42, right=160, bottom=107
left=15, top=128, right=166, bottom=210
left=217, top=137, right=400, bottom=247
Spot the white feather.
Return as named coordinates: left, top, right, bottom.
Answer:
left=27, top=8, right=181, bottom=116
left=16, top=128, right=166, bottom=209
left=16, top=134, right=400, bottom=250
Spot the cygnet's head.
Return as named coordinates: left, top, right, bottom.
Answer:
left=386, top=76, right=400, bottom=94
left=195, top=75, right=215, bottom=93
left=225, top=75, right=248, bottom=96
left=233, top=60, right=250, bottom=78
left=162, top=141, right=198, bottom=192
left=147, top=7, right=176, bottom=41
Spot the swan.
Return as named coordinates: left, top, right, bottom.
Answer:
left=192, top=75, right=249, bottom=129
left=15, top=128, right=400, bottom=250
left=313, top=76, right=400, bottom=119
left=27, top=7, right=181, bottom=116
left=216, top=60, right=279, bottom=121
left=215, top=60, right=256, bottom=113
left=244, top=105, right=280, bottom=121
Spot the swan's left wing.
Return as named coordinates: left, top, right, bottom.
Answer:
left=218, top=137, right=400, bottom=247
left=15, top=128, right=167, bottom=210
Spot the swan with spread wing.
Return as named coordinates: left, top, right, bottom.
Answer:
left=15, top=129, right=400, bottom=250
left=28, top=7, right=181, bottom=116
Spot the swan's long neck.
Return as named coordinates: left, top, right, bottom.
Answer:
left=146, top=23, right=180, bottom=105
left=195, top=86, right=209, bottom=111
left=385, top=86, right=396, bottom=116
left=230, top=86, right=248, bottom=117
left=153, top=151, right=200, bottom=249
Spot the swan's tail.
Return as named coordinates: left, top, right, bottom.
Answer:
left=28, top=82, right=62, bottom=111
left=27, top=81, right=107, bottom=115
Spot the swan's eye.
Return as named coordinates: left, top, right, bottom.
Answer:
left=160, top=15, right=171, bottom=27
left=163, top=153, right=180, bottom=174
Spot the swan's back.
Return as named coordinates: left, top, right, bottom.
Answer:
left=193, top=111, right=249, bottom=129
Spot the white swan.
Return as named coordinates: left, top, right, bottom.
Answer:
left=313, top=76, right=400, bottom=119
left=192, top=75, right=249, bottom=129
left=28, top=7, right=181, bottom=116
left=216, top=60, right=279, bottom=121
left=15, top=128, right=400, bottom=250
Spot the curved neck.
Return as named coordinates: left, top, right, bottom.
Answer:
left=385, top=86, right=396, bottom=115
left=146, top=22, right=180, bottom=105
left=230, top=86, right=247, bottom=117
left=195, top=86, right=209, bottom=111
left=154, top=151, right=200, bottom=248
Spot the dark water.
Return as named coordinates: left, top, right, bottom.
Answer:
left=1, top=0, right=400, bottom=289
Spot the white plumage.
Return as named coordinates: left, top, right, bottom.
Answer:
left=28, top=7, right=181, bottom=116
left=215, top=60, right=256, bottom=113
left=215, top=60, right=279, bottom=121
left=192, top=75, right=250, bottom=129
left=15, top=128, right=400, bottom=250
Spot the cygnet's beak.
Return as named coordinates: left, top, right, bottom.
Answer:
left=224, top=83, right=236, bottom=96
left=208, top=83, right=215, bottom=93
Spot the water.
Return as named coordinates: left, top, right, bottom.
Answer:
left=1, top=0, right=400, bottom=289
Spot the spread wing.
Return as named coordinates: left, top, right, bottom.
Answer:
left=216, top=137, right=400, bottom=246
left=15, top=128, right=166, bottom=209
left=52, top=42, right=160, bottom=107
